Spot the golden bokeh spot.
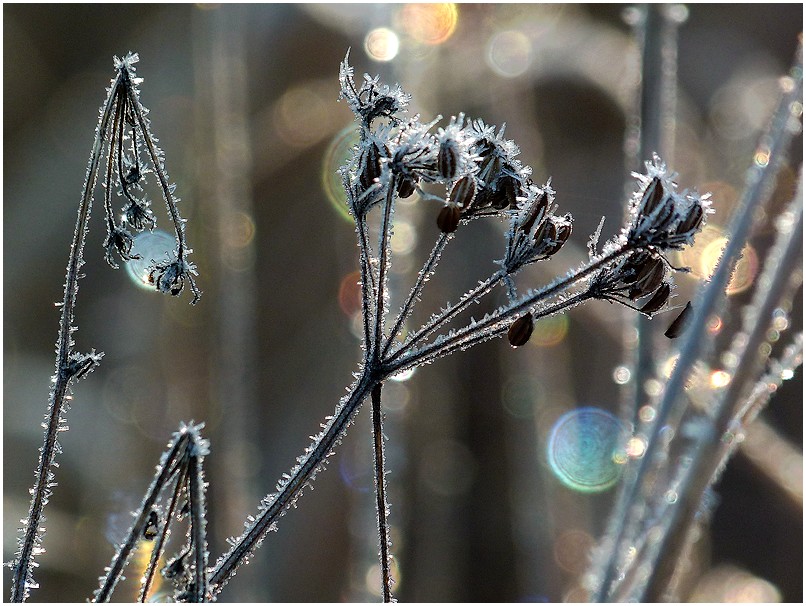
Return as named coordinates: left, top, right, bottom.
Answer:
left=399, top=4, right=458, bottom=45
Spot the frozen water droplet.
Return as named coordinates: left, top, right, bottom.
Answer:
left=125, top=230, right=175, bottom=289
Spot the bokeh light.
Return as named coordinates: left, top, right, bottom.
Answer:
left=531, top=314, right=569, bottom=347
left=365, top=27, right=400, bottom=62
left=125, top=230, right=176, bottom=290
left=322, top=125, right=360, bottom=223
left=398, top=3, right=458, bottom=46
left=676, top=224, right=760, bottom=295
left=486, top=30, right=533, bottom=78
left=338, top=270, right=363, bottom=318
left=547, top=407, right=627, bottom=493
left=274, top=84, right=331, bottom=149
left=553, top=528, right=595, bottom=574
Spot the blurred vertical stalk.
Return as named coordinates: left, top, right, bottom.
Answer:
left=192, top=5, right=260, bottom=600
left=623, top=4, right=686, bottom=422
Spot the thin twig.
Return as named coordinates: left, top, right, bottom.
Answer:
left=371, top=383, right=394, bottom=602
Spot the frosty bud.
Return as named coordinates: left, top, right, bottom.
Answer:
left=520, top=190, right=548, bottom=234
left=508, top=312, right=534, bottom=347
left=678, top=202, right=704, bottom=235
left=437, top=204, right=461, bottom=233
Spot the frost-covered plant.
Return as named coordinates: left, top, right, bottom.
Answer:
left=10, top=32, right=801, bottom=603
left=8, top=53, right=200, bottom=603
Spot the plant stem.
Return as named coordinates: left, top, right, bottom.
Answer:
left=95, top=432, right=191, bottom=602
left=594, top=41, right=802, bottom=600
left=208, top=365, right=380, bottom=595
left=641, top=196, right=803, bottom=601
left=371, top=383, right=394, bottom=602
left=10, top=71, right=123, bottom=604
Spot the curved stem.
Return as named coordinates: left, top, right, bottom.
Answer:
left=9, top=72, right=123, bottom=603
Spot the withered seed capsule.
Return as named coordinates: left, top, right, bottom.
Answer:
left=437, top=139, right=459, bottom=180
left=641, top=176, right=666, bottom=216
left=521, top=191, right=548, bottom=233
left=678, top=202, right=703, bottom=234
left=450, top=175, right=476, bottom=210
left=397, top=175, right=418, bottom=198
left=360, top=142, right=382, bottom=189
left=437, top=204, right=461, bottom=233
left=508, top=312, right=534, bottom=347
left=664, top=301, right=693, bottom=339
left=640, top=282, right=671, bottom=315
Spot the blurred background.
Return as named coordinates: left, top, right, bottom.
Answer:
left=4, top=4, right=802, bottom=602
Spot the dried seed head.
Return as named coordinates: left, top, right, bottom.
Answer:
left=508, top=312, right=534, bottom=347
left=437, top=204, right=461, bottom=233
left=640, top=282, right=671, bottom=315
left=664, top=301, right=693, bottom=338
left=437, top=138, right=459, bottom=180
left=450, top=175, right=476, bottom=210
left=542, top=217, right=572, bottom=257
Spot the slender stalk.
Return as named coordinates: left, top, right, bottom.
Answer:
left=371, top=383, right=394, bottom=602
left=373, top=184, right=396, bottom=357
left=208, top=365, right=379, bottom=595
left=95, top=432, right=191, bottom=602
left=381, top=231, right=450, bottom=358
left=138, top=468, right=187, bottom=602
left=9, top=71, right=123, bottom=604
left=188, top=449, right=209, bottom=602
left=593, top=41, right=802, bottom=600
left=641, top=197, right=803, bottom=601
left=386, top=247, right=628, bottom=374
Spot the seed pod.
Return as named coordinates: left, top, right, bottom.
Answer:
left=450, top=175, right=476, bottom=210
left=678, top=202, right=704, bottom=235
left=397, top=175, right=418, bottom=198
left=521, top=190, right=548, bottom=234
left=541, top=217, right=572, bottom=257
left=437, top=139, right=459, bottom=179
left=437, top=204, right=461, bottom=233
left=664, top=301, right=693, bottom=339
left=622, top=250, right=652, bottom=284
left=508, top=312, right=534, bottom=347
left=360, top=142, right=382, bottom=189
left=470, top=186, right=494, bottom=211
left=629, top=256, right=665, bottom=299
left=641, top=176, right=666, bottom=217
left=143, top=510, right=159, bottom=540
left=640, top=282, right=671, bottom=315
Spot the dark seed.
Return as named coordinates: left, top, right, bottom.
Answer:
left=437, top=139, right=459, bottom=180
left=664, top=301, right=693, bottom=338
left=678, top=203, right=703, bottom=235
left=360, top=143, right=382, bottom=189
left=630, top=256, right=665, bottom=299
left=508, top=312, right=534, bottom=347
left=450, top=175, right=476, bottom=210
left=641, top=176, right=666, bottom=217
left=521, top=191, right=548, bottom=234
left=397, top=175, right=417, bottom=198
left=640, top=282, right=671, bottom=315
left=437, top=204, right=461, bottom=233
